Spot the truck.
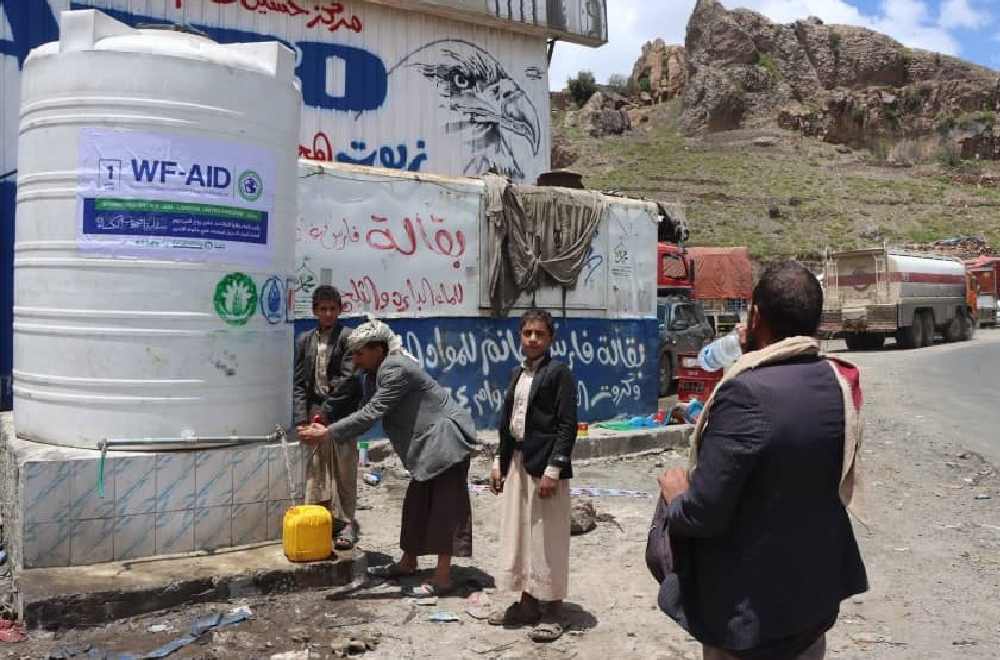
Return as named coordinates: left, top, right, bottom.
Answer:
left=656, top=295, right=715, bottom=396
left=657, top=243, right=696, bottom=296
left=821, top=247, right=976, bottom=349
left=686, top=246, right=752, bottom=334
left=656, top=244, right=753, bottom=334
left=966, top=257, right=1000, bottom=326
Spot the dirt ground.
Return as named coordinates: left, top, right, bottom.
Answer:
left=8, top=334, right=1000, bottom=659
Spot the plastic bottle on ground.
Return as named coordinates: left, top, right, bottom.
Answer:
left=697, top=331, right=742, bottom=372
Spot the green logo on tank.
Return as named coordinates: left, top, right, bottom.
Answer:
left=237, top=169, right=263, bottom=202
left=214, top=272, right=258, bottom=326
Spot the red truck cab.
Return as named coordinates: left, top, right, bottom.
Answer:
left=657, top=243, right=695, bottom=296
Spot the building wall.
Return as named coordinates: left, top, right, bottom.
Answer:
left=294, top=162, right=659, bottom=428
left=0, top=0, right=554, bottom=410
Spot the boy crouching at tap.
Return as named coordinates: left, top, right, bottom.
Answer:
left=489, top=309, right=579, bottom=643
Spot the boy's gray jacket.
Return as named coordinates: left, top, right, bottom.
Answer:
left=327, top=354, right=478, bottom=481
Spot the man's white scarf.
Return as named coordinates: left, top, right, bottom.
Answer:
left=688, top=336, right=866, bottom=524
left=345, top=315, right=419, bottom=363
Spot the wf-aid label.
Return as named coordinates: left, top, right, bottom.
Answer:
left=77, top=129, right=277, bottom=263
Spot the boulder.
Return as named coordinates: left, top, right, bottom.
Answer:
left=678, top=0, right=999, bottom=151
left=570, top=500, right=596, bottom=535
left=631, top=39, right=688, bottom=103
left=550, top=134, right=579, bottom=169
left=627, top=108, right=650, bottom=127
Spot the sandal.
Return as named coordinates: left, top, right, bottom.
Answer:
left=487, top=602, right=542, bottom=627
left=366, top=563, right=416, bottom=579
left=334, top=525, right=357, bottom=551
left=530, top=615, right=565, bottom=643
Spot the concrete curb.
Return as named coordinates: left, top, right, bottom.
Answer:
left=17, top=544, right=366, bottom=630
left=368, top=424, right=693, bottom=464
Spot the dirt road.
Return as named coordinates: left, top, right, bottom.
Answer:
left=14, top=333, right=1000, bottom=659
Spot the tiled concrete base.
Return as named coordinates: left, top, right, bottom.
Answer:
left=17, top=543, right=365, bottom=630
left=1, top=413, right=305, bottom=569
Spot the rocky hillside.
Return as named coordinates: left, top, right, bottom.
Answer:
left=551, top=100, right=1000, bottom=264
left=631, top=39, right=686, bottom=104
left=673, top=0, right=999, bottom=156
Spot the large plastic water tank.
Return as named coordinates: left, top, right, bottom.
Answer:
left=13, top=10, right=301, bottom=448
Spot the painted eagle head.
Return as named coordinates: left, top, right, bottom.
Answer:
left=390, top=39, right=542, bottom=180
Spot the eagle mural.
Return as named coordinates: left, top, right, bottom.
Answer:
left=388, top=39, right=542, bottom=181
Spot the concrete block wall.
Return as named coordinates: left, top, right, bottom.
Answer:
left=2, top=414, right=305, bottom=568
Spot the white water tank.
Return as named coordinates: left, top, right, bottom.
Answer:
left=13, top=10, right=301, bottom=448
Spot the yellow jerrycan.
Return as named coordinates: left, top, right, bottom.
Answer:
left=282, top=505, right=332, bottom=562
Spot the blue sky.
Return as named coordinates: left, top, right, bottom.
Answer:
left=549, top=0, right=1000, bottom=90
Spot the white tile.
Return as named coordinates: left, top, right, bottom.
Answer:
left=114, top=456, right=157, bottom=516
left=267, top=500, right=293, bottom=541
left=232, top=503, right=267, bottom=546
left=268, top=444, right=305, bottom=501
left=232, top=446, right=268, bottom=504
left=24, top=461, right=73, bottom=523
left=156, top=510, right=195, bottom=556
left=70, top=519, right=115, bottom=565
left=70, top=459, right=114, bottom=520
left=194, top=506, right=231, bottom=551
left=155, top=453, right=196, bottom=512
left=114, top=514, right=156, bottom=561
left=195, top=450, right=233, bottom=508
left=23, top=522, right=71, bottom=568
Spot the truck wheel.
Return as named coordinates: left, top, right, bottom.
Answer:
left=659, top=351, right=673, bottom=397
left=865, top=335, right=886, bottom=350
left=897, top=313, right=923, bottom=349
left=844, top=334, right=864, bottom=351
left=944, top=315, right=963, bottom=342
left=921, top=310, right=935, bottom=347
left=963, top=312, right=977, bottom=341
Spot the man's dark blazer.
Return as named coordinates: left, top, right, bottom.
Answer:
left=662, top=355, right=868, bottom=659
left=498, top=353, right=578, bottom=479
left=293, top=323, right=361, bottom=425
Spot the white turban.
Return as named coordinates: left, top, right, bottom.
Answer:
left=346, top=316, right=418, bottom=363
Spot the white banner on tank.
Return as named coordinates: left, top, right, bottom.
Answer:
left=76, top=128, right=277, bottom=263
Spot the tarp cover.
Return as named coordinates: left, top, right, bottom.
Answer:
left=485, top=175, right=607, bottom=316
left=687, top=247, right=753, bottom=300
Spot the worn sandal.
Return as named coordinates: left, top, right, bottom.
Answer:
left=366, top=563, right=416, bottom=579
left=530, top=616, right=565, bottom=643
left=487, top=602, right=542, bottom=627
left=334, top=525, right=357, bottom=551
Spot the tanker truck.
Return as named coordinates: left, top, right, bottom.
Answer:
left=820, top=248, right=976, bottom=349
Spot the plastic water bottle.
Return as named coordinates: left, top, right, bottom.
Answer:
left=697, top=331, right=742, bottom=372
left=684, top=399, right=704, bottom=423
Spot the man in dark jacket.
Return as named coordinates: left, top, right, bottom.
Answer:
left=658, top=261, right=868, bottom=660
left=293, top=286, right=362, bottom=549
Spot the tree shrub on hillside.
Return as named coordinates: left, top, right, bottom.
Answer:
left=567, top=70, right=598, bottom=106
left=606, top=73, right=629, bottom=93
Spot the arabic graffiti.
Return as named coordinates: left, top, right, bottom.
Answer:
left=336, top=140, right=428, bottom=172
left=298, top=133, right=428, bottom=172
left=174, top=0, right=363, bottom=33
left=293, top=316, right=658, bottom=427
left=343, top=276, right=464, bottom=314
left=401, top=326, right=646, bottom=378
left=296, top=214, right=466, bottom=264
